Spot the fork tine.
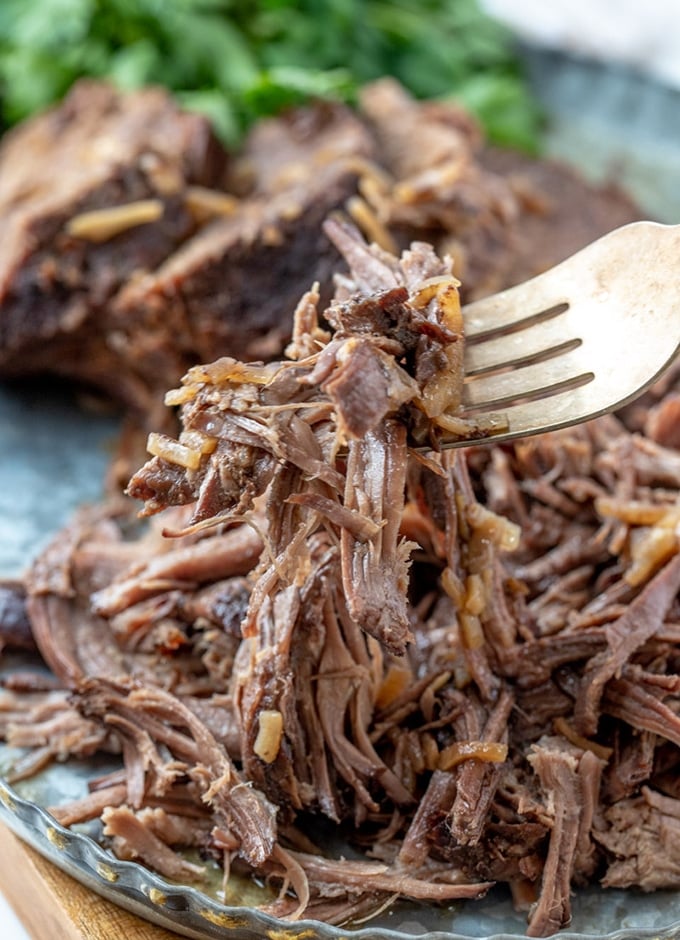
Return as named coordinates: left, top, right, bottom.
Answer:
left=453, top=334, right=680, bottom=448
left=472, top=378, right=639, bottom=441
left=464, top=311, right=577, bottom=375
left=463, top=345, right=593, bottom=410
left=438, top=222, right=680, bottom=448
left=465, top=338, right=581, bottom=378
left=462, top=285, right=569, bottom=339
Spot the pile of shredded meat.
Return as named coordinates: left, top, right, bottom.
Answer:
left=3, top=221, right=680, bottom=938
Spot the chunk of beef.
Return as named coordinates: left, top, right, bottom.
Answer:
left=0, top=80, right=227, bottom=405
left=477, top=147, right=640, bottom=296
left=341, top=421, right=414, bottom=654
left=0, top=581, right=35, bottom=652
left=101, top=805, right=207, bottom=882
left=232, top=100, right=374, bottom=196
left=595, top=788, right=680, bottom=890
left=22, top=502, right=260, bottom=706
left=449, top=687, right=514, bottom=845
left=357, top=79, right=640, bottom=302
left=357, top=77, right=519, bottom=301
left=75, top=679, right=280, bottom=867
left=109, top=162, right=366, bottom=410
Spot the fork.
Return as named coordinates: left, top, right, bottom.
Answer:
left=447, top=221, right=680, bottom=447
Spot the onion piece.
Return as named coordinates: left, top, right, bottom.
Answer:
left=435, top=412, right=510, bottom=440
left=467, top=502, right=521, bottom=552
left=438, top=740, right=508, bottom=771
left=184, top=186, right=239, bottom=223
left=416, top=280, right=464, bottom=418
left=595, top=497, right=675, bottom=526
left=164, top=386, right=198, bottom=407
left=179, top=430, right=218, bottom=456
left=346, top=195, right=398, bottom=254
left=376, top=664, right=413, bottom=710
left=464, top=573, right=486, bottom=616
left=253, top=710, right=284, bottom=763
left=409, top=275, right=460, bottom=311
left=460, top=611, right=485, bottom=650
left=626, top=524, right=679, bottom=587
left=184, top=358, right=277, bottom=387
left=146, top=432, right=202, bottom=471
left=553, top=717, right=612, bottom=762
left=66, top=200, right=163, bottom=242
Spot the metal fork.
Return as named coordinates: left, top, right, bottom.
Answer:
left=449, top=221, right=680, bottom=447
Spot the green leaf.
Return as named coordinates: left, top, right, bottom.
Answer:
left=0, top=0, right=544, bottom=151
left=245, top=65, right=355, bottom=115
left=107, top=40, right=163, bottom=90
left=452, top=72, right=544, bottom=152
left=175, top=89, right=240, bottom=145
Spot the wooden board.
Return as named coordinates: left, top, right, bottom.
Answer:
left=0, top=822, right=180, bottom=940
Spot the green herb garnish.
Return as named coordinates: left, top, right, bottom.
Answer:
left=0, top=0, right=542, bottom=151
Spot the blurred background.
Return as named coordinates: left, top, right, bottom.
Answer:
left=481, top=0, right=680, bottom=220
left=1, top=0, right=678, bottom=218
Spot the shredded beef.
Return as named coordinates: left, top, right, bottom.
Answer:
left=2, top=85, right=679, bottom=938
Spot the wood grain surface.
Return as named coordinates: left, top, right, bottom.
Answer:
left=0, top=822, right=180, bottom=940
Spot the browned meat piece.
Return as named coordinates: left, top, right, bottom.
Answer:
left=398, top=769, right=458, bottom=866
left=448, top=687, right=514, bottom=845
left=357, top=77, right=519, bottom=299
left=602, top=728, right=657, bottom=803
left=90, top=523, right=262, bottom=618
left=2, top=692, right=112, bottom=784
left=398, top=686, right=515, bottom=866
left=478, top=147, right=641, bottom=294
left=234, top=532, right=412, bottom=820
left=109, top=161, right=367, bottom=407
left=285, top=850, right=493, bottom=904
left=22, top=502, right=261, bottom=707
left=0, top=80, right=227, bottom=405
left=603, top=670, right=680, bottom=746
left=232, top=100, right=375, bottom=196
left=0, top=581, right=35, bottom=652
left=341, top=421, right=413, bottom=654
left=75, top=679, right=284, bottom=871
left=50, top=782, right=129, bottom=827
left=356, top=79, right=640, bottom=302
left=645, top=392, right=680, bottom=449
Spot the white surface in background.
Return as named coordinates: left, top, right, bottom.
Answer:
left=481, top=0, right=680, bottom=88
left=0, top=889, right=30, bottom=939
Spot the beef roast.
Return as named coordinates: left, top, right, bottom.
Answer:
left=0, top=80, right=642, bottom=426
left=0, top=80, right=227, bottom=406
